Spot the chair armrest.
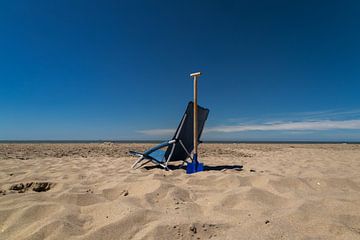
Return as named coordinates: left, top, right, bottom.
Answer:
left=129, top=150, right=144, bottom=157
left=143, top=140, right=173, bottom=156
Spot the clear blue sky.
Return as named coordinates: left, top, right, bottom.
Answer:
left=1, top=1, right=360, bottom=141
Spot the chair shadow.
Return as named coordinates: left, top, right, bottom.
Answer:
left=204, top=165, right=243, bottom=171
left=144, top=164, right=243, bottom=172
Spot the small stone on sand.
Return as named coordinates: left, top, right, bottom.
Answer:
left=190, top=224, right=197, bottom=234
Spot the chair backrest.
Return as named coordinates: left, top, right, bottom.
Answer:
left=165, top=101, right=209, bottom=161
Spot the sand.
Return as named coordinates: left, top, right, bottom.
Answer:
left=0, top=143, right=360, bottom=240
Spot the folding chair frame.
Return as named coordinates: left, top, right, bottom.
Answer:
left=129, top=102, right=208, bottom=171
left=131, top=139, right=193, bottom=170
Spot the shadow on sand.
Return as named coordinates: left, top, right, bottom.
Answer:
left=204, top=165, right=243, bottom=171
left=144, top=164, right=243, bottom=172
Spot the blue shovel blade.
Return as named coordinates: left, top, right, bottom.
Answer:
left=186, top=162, right=204, bottom=174
left=197, top=162, right=204, bottom=171
left=186, top=162, right=195, bottom=174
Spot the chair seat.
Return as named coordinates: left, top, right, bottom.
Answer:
left=148, top=150, right=166, bottom=163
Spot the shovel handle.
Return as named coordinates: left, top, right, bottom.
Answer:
left=190, top=72, right=201, bottom=157
left=190, top=72, right=201, bottom=77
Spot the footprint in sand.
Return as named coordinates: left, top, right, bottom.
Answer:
left=9, top=182, right=54, bottom=193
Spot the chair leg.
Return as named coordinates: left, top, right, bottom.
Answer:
left=159, top=163, right=171, bottom=171
left=179, top=160, right=187, bottom=168
left=179, top=140, right=193, bottom=161
left=132, top=156, right=144, bottom=169
left=135, top=159, right=151, bottom=169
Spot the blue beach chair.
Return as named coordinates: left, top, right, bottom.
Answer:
left=130, top=102, right=209, bottom=170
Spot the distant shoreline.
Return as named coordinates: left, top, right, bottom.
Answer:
left=0, top=140, right=359, bottom=144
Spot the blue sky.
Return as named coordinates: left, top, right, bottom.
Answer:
left=1, top=1, right=360, bottom=141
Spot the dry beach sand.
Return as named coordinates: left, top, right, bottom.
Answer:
left=0, top=143, right=360, bottom=240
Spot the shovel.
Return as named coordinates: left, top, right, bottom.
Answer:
left=186, top=72, right=204, bottom=174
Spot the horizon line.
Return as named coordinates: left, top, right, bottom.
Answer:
left=1, top=139, right=359, bottom=144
